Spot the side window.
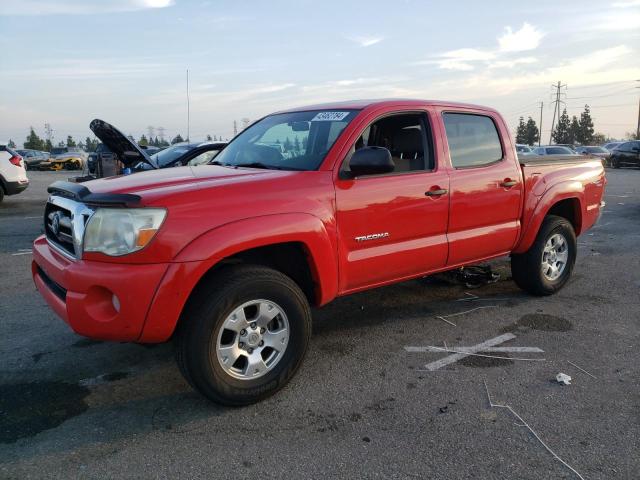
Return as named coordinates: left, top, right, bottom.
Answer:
left=443, top=113, right=503, bottom=168
left=188, top=150, right=220, bottom=166
left=345, top=113, right=433, bottom=175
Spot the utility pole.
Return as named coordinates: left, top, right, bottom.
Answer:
left=233, top=120, right=238, bottom=136
left=538, top=101, right=543, bottom=146
left=44, top=122, right=53, bottom=146
left=636, top=79, right=639, bottom=140
left=549, top=81, right=566, bottom=144
left=186, top=69, right=190, bottom=142
left=147, top=126, right=155, bottom=140
left=157, top=127, right=165, bottom=143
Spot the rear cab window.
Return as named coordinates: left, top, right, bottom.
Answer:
left=443, top=113, right=503, bottom=168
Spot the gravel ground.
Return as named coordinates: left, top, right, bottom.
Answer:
left=0, top=169, right=638, bottom=479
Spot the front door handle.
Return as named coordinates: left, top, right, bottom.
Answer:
left=425, top=188, right=448, bottom=197
left=500, top=180, right=517, bottom=188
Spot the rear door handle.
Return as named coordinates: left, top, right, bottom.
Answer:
left=425, top=188, right=448, bottom=197
left=500, top=180, right=517, bottom=188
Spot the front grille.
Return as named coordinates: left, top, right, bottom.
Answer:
left=44, top=202, right=75, bottom=257
left=37, top=266, right=67, bottom=301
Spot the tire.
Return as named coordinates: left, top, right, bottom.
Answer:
left=174, top=264, right=312, bottom=406
left=0, top=187, right=4, bottom=203
left=511, top=215, right=576, bottom=296
left=611, top=156, right=620, bottom=169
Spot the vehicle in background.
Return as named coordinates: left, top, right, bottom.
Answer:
left=608, top=140, right=640, bottom=168
left=16, top=149, right=50, bottom=170
left=50, top=146, right=88, bottom=160
left=574, top=146, right=610, bottom=160
left=602, top=142, right=623, bottom=152
left=533, top=146, right=579, bottom=156
left=0, top=142, right=29, bottom=202
left=33, top=99, right=606, bottom=406
left=140, top=145, right=162, bottom=156
left=39, top=150, right=85, bottom=170
left=135, top=141, right=227, bottom=171
left=554, top=144, right=577, bottom=152
left=516, top=144, right=534, bottom=155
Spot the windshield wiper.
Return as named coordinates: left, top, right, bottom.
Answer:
left=233, top=162, right=284, bottom=170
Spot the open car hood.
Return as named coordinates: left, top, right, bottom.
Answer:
left=89, top=119, right=157, bottom=169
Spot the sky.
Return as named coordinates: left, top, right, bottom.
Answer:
left=1, top=0, right=639, bottom=146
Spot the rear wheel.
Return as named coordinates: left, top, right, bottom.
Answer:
left=511, top=215, right=576, bottom=296
left=611, top=156, right=620, bottom=168
left=174, top=265, right=312, bottom=405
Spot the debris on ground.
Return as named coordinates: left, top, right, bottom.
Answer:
left=483, top=381, right=585, bottom=480
left=567, top=361, right=597, bottom=379
left=457, top=265, right=500, bottom=288
left=435, top=305, right=498, bottom=327
left=555, top=373, right=572, bottom=385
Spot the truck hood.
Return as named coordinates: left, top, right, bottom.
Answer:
left=90, top=119, right=157, bottom=169
left=84, top=164, right=286, bottom=199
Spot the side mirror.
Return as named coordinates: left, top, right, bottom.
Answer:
left=347, top=146, right=394, bottom=177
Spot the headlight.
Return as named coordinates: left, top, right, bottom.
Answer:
left=83, top=208, right=166, bottom=256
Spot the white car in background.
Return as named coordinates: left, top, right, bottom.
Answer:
left=0, top=142, right=29, bottom=202
left=532, top=145, right=579, bottom=156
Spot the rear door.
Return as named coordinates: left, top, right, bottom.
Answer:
left=335, top=109, right=450, bottom=292
left=441, top=111, right=523, bottom=265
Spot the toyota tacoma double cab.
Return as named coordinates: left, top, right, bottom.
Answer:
left=32, top=100, right=606, bottom=405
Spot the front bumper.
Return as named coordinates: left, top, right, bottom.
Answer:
left=32, top=235, right=170, bottom=341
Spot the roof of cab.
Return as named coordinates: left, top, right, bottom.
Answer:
left=275, top=99, right=499, bottom=114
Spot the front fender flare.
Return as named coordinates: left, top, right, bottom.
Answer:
left=138, top=213, right=338, bottom=342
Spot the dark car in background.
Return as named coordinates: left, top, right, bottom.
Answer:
left=135, top=141, right=227, bottom=171
left=16, top=149, right=50, bottom=169
left=574, top=145, right=610, bottom=159
left=603, top=142, right=623, bottom=152
left=609, top=141, right=640, bottom=168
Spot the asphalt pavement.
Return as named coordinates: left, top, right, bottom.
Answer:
left=0, top=169, right=638, bottom=479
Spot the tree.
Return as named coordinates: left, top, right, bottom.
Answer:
left=524, top=117, right=539, bottom=146
left=84, top=136, right=99, bottom=151
left=577, top=105, right=594, bottom=145
left=592, top=133, right=606, bottom=145
left=66, top=135, right=76, bottom=147
left=625, top=131, right=640, bottom=140
left=7, top=139, right=16, bottom=148
left=283, top=137, right=292, bottom=151
left=44, top=139, right=53, bottom=152
left=57, top=141, right=65, bottom=147
left=24, top=127, right=45, bottom=150
left=293, top=136, right=301, bottom=152
left=569, top=116, right=580, bottom=145
left=206, top=134, right=212, bottom=141
left=139, top=134, right=149, bottom=146
left=515, top=117, right=527, bottom=144
left=171, top=134, right=184, bottom=144
left=551, top=108, right=571, bottom=144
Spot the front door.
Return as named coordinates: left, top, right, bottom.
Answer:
left=335, top=111, right=450, bottom=293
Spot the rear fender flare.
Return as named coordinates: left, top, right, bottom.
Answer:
left=513, top=182, right=584, bottom=254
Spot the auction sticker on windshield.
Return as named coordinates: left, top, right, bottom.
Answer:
left=311, top=111, right=350, bottom=121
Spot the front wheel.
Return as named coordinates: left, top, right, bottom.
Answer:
left=611, top=156, right=620, bottom=169
left=511, top=215, right=576, bottom=296
left=174, top=265, right=312, bottom=405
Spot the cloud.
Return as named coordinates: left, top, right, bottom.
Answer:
left=488, top=56, right=538, bottom=69
left=498, top=23, right=545, bottom=52
left=346, top=35, right=384, bottom=47
left=0, top=0, right=174, bottom=16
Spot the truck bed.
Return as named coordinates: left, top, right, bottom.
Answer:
left=518, top=154, right=599, bottom=166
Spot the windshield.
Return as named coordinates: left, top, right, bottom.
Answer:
left=213, top=109, right=360, bottom=170
left=586, top=146, right=607, bottom=153
left=151, top=144, right=196, bottom=167
left=547, top=147, right=574, bottom=155
left=50, top=147, right=66, bottom=155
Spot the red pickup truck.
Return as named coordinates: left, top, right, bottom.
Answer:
left=32, top=100, right=606, bottom=405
